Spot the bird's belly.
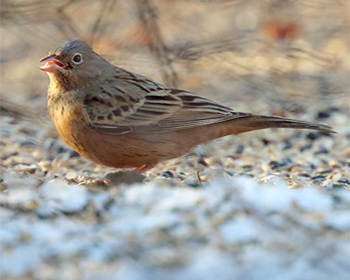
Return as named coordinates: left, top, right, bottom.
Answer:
left=77, top=129, right=190, bottom=169
left=49, top=103, right=190, bottom=168
left=64, top=124, right=234, bottom=169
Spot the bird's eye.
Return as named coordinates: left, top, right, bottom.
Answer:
left=72, top=53, right=83, bottom=64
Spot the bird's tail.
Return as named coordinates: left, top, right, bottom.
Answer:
left=231, top=115, right=335, bottom=134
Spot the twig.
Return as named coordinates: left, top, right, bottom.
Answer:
left=88, top=0, right=118, bottom=46
left=134, top=0, right=179, bottom=87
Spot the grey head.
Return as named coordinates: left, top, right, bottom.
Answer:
left=40, top=39, right=112, bottom=89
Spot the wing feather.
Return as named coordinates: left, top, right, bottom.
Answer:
left=84, top=68, right=249, bottom=134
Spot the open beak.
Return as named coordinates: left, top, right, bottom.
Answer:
left=40, top=54, right=65, bottom=72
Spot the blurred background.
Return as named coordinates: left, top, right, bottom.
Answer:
left=1, top=0, right=348, bottom=112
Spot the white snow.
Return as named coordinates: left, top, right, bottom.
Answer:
left=36, top=179, right=89, bottom=216
left=1, top=173, right=349, bottom=280
left=219, top=215, right=259, bottom=243
left=324, top=212, right=350, bottom=231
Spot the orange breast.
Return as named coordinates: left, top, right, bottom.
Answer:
left=50, top=100, right=89, bottom=153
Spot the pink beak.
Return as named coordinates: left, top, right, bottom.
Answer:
left=40, top=54, right=65, bottom=72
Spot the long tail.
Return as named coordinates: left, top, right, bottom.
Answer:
left=226, top=115, right=335, bottom=134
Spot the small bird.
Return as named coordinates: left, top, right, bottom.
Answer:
left=40, top=40, right=334, bottom=171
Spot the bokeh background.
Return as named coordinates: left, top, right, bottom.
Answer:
left=2, top=0, right=348, bottom=112
left=0, top=1, right=349, bottom=279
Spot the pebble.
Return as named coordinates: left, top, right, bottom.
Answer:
left=1, top=152, right=18, bottom=161
left=104, top=170, right=145, bottom=185
left=321, top=179, right=333, bottom=188
left=337, top=177, right=350, bottom=185
left=328, top=160, right=341, bottom=168
left=14, top=164, right=38, bottom=174
left=298, top=173, right=311, bottom=178
left=262, top=138, right=272, bottom=146
left=269, top=161, right=281, bottom=169
left=37, top=161, right=52, bottom=171
left=162, top=171, right=174, bottom=178
left=177, top=172, right=187, bottom=180
left=184, top=176, right=201, bottom=187
left=317, top=110, right=331, bottom=119
left=312, top=175, right=326, bottom=180
left=331, top=173, right=342, bottom=182
left=280, top=157, right=293, bottom=166
left=300, top=143, right=312, bottom=152
left=66, top=172, right=78, bottom=180
left=3, top=155, right=34, bottom=166
left=319, top=169, right=333, bottom=174
left=198, top=157, right=209, bottom=167
left=235, top=145, right=245, bottom=154
left=69, top=151, right=80, bottom=158
left=307, top=132, right=322, bottom=140
left=19, top=140, right=37, bottom=147
left=242, top=165, right=253, bottom=172
left=289, top=132, right=303, bottom=140
left=281, top=140, right=293, bottom=150
left=314, top=147, right=329, bottom=155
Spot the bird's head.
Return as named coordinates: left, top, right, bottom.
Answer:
left=40, top=40, right=107, bottom=89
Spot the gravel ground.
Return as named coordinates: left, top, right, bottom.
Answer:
left=0, top=174, right=349, bottom=280
left=1, top=1, right=349, bottom=279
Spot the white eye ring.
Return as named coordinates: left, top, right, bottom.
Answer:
left=72, top=53, right=83, bottom=64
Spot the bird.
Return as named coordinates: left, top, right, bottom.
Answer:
left=40, top=39, right=335, bottom=171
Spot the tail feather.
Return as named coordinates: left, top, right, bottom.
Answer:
left=233, top=115, right=335, bottom=134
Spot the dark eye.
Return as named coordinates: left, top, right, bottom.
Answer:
left=72, top=53, right=83, bottom=64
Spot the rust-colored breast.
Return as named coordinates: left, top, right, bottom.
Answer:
left=48, top=93, right=89, bottom=153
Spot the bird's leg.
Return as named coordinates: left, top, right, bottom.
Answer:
left=133, top=164, right=151, bottom=173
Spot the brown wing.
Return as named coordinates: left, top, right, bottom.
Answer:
left=84, top=69, right=249, bottom=134
left=156, top=90, right=250, bottom=130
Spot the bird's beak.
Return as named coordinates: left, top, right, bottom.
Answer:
left=40, top=54, right=65, bottom=72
